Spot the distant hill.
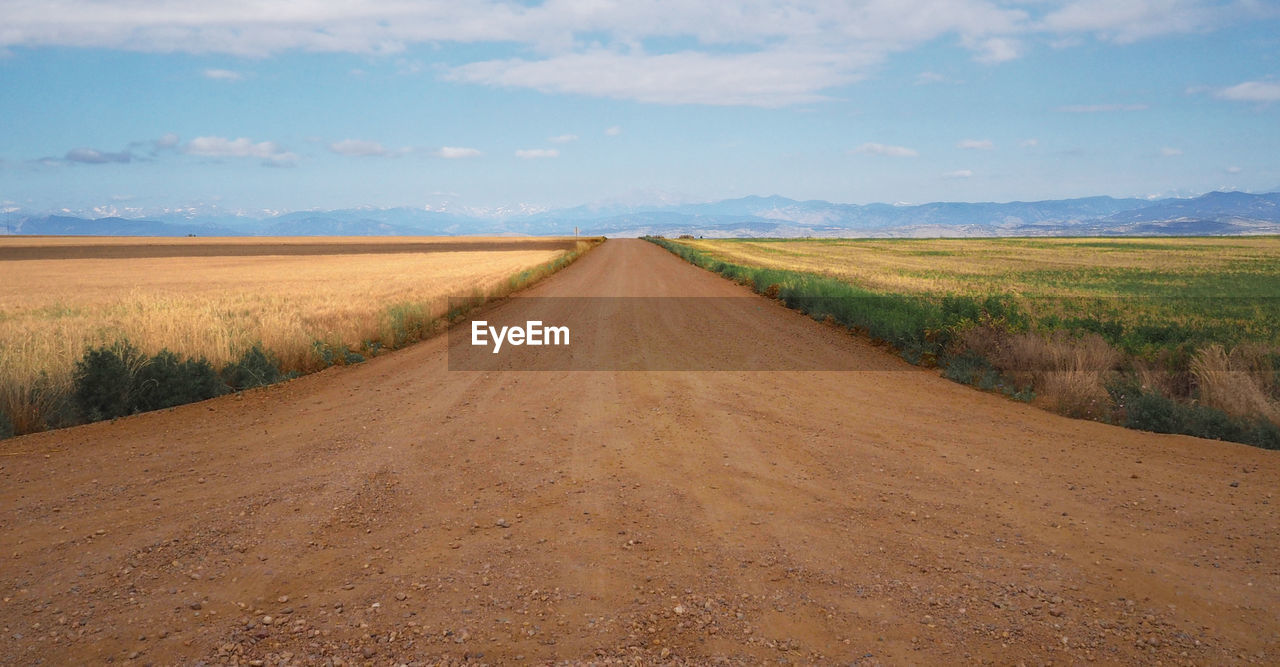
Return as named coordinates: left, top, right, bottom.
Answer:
left=1101, top=191, right=1280, bottom=224
left=6, top=190, right=1279, bottom=238
left=577, top=191, right=1280, bottom=237
left=263, top=215, right=424, bottom=237
left=12, top=215, right=241, bottom=237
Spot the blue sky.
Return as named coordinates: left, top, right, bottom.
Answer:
left=2, top=0, right=1279, bottom=217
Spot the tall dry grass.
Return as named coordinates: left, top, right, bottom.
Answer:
left=959, top=327, right=1120, bottom=419
left=0, top=240, right=594, bottom=435
left=1190, top=344, right=1280, bottom=423
left=1021, top=333, right=1120, bottom=420
left=963, top=328, right=1280, bottom=425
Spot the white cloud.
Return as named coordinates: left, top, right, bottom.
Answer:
left=329, top=139, right=388, bottom=157
left=851, top=143, right=918, bottom=158
left=0, top=2, right=1030, bottom=58
left=967, top=36, right=1022, bottom=64
left=943, top=169, right=974, bottom=178
left=65, top=147, right=132, bottom=164
left=1214, top=80, right=1280, bottom=102
left=155, top=133, right=180, bottom=149
left=1019, top=138, right=1039, bottom=148
left=203, top=68, right=243, bottom=81
left=1039, top=0, right=1245, bottom=44
left=0, top=1, right=1265, bottom=107
left=184, top=136, right=297, bottom=166
left=1056, top=103, right=1149, bottom=112
left=1226, top=165, right=1242, bottom=174
left=957, top=139, right=994, bottom=150
left=0, top=2, right=1026, bottom=107
left=548, top=134, right=578, bottom=144
left=604, top=126, right=622, bottom=137
left=434, top=146, right=482, bottom=159
left=915, top=71, right=946, bottom=85
left=446, top=48, right=873, bottom=107
left=515, top=149, right=559, bottom=159
left=1160, top=147, right=1183, bottom=157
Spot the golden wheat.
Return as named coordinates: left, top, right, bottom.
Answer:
left=0, top=238, right=584, bottom=433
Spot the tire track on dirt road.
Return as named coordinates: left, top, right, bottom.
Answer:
left=1, top=239, right=1276, bottom=664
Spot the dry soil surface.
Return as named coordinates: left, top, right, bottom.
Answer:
left=1, top=239, right=1277, bottom=666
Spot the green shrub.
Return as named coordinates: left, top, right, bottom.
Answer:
left=311, top=340, right=340, bottom=367
left=1244, top=420, right=1280, bottom=450
left=72, top=341, right=144, bottom=421
left=939, top=349, right=1015, bottom=394
left=976, top=368, right=1004, bottom=392
left=133, top=350, right=226, bottom=412
left=221, top=345, right=284, bottom=390
left=1179, top=403, right=1243, bottom=441
left=1116, top=382, right=1280, bottom=449
left=1122, top=390, right=1182, bottom=434
left=73, top=342, right=228, bottom=421
left=311, top=341, right=365, bottom=367
left=942, top=350, right=992, bottom=385
left=899, top=340, right=927, bottom=365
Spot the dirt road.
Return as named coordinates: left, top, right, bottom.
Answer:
left=2, top=239, right=1276, bottom=665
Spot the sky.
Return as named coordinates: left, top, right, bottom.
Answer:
left=2, top=0, right=1279, bottom=217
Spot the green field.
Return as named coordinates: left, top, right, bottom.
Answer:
left=675, top=237, right=1280, bottom=349
left=649, top=236, right=1280, bottom=448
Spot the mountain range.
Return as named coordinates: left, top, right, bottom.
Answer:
left=5, top=190, right=1280, bottom=238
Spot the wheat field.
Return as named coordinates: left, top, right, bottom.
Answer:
left=0, top=237, right=587, bottom=433
left=680, top=237, right=1280, bottom=296
left=680, top=236, right=1280, bottom=343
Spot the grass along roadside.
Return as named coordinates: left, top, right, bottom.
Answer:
left=0, top=238, right=602, bottom=437
left=646, top=236, right=1280, bottom=449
